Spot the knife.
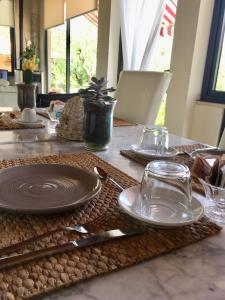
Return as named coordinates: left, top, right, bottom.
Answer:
left=0, top=228, right=143, bottom=270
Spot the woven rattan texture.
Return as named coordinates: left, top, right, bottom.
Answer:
left=0, top=112, right=44, bottom=130
left=120, top=144, right=206, bottom=194
left=0, top=152, right=221, bottom=299
left=113, top=118, right=137, bottom=127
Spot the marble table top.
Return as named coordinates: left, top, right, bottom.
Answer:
left=0, top=118, right=224, bottom=300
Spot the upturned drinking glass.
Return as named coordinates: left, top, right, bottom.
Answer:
left=140, top=160, right=193, bottom=221
left=138, top=125, right=169, bottom=154
left=200, top=179, right=225, bottom=224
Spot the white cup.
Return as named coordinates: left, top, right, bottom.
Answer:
left=21, top=108, right=37, bottom=123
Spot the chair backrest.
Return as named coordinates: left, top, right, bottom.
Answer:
left=36, top=93, right=78, bottom=108
left=219, top=128, right=225, bottom=149
left=114, top=71, right=172, bottom=125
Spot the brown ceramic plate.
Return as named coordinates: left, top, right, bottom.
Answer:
left=0, top=164, right=101, bottom=214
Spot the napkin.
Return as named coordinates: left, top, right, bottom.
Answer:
left=192, top=155, right=225, bottom=187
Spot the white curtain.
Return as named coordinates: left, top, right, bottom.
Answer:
left=120, top=0, right=166, bottom=70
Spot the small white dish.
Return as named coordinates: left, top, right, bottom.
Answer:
left=118, top=185, right=204, bottom=228
left=14, top=118, right=43, bottom=127
left=130, top=144, right=178, bottom=158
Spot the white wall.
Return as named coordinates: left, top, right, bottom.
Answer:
left=165, top=0, right=215, bottom=138
left=96, top=0, right=120, bottom=88
left=190, top=101, right=224, bottom=145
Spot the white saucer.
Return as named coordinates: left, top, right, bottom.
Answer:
left=14, top=118, right=43, bottom=127
left=130, top=144, right=178, bottom=159
left=118, top=185, right=204, bottom=228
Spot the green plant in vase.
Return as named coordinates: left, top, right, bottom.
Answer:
left=79, top=77, right=116, bottom=151
left=17, top=41, right=39, bottom=111
left=21, top=40, right=39, bottom=84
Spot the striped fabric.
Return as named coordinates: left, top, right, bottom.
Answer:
left=84, top=10, right=98, bottom=26
left=85, top=0, right=177, bottom=37
left=160, top=0, right=177, bottom=37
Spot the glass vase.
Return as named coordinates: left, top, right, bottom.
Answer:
left=17, top=83, right=37, bottom=111
left=83, top=98, right=117, bottom=151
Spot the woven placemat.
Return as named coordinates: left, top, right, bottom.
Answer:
left=0, top=152, right=221, bottom=299
left=120, top=144, right=207, bottom=194
left=113, top=117, right=137, bottom=127
left=0, top=112, right=44, bottom=130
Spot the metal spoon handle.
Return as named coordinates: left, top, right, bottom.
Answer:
left=108, top=177, right=124, bottom=191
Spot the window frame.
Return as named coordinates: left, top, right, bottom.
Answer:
left=10, top=27, right=16, bottom=75
left=201, top=0, right=225, bottom=103
left=0, top=26, right=16, bottom=75
left=46, top=15, right=98, bottom=93
left=46, top=22, right=67, bottom=93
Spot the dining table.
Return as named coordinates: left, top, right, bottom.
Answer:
left=0, top=110, right=224, bottom=300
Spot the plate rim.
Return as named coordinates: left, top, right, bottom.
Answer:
left=0, top=164, right=102, bottom=214
left=118, top=185, right=204, bottom=227
left=130, top=144, right=178, bottom=158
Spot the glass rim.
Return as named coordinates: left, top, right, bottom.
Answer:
left=146, top=160, right=190, bottom=178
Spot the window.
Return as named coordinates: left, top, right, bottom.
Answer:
left=201, top=0, right=225, bottom=103
left=152, top=0, right=177, bottom=125
left=70, top=15, right=97, bottom=92
left=0, top=25, right=14, bottom=73
left=48, top=24, right=67, bottom=93
left=47, top=11, right=98, bottom=93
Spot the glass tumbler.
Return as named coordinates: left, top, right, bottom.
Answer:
left=139, top=125, right=168, bottom=154
left=140, top=160, right=193, bottom=222
left=200, top=179, right=225, bottom=224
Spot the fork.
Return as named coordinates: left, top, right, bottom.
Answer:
left=0, top=214, right=106, bottom=257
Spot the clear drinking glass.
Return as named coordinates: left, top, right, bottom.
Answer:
left=140, top=160, right=193, bottom=222
left=139, top=125, right=168, bottom=154
left=200, top=179, right=225, bottom=224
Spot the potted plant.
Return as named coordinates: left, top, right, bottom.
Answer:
left=17, top=41, right=39, bottom=111
left=79, top=77, right=116, bottom=151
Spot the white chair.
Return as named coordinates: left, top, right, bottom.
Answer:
left=219, top=128, right=225, bottom=149
left=114, top=71, right=172, bottom=125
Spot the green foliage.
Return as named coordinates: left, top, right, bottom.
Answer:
left=155, top=98, right=166, bottom=126
left=49, top=18, right=97, bottom=92
left=70, top=48, right=90, bottom=88
left=21, top=41, right=39, bottom=65
left=50, top=58, right=67, bottom=92
left=216, top=69, right=225, bottom=91
left=79, top=77, right=115, bottom=102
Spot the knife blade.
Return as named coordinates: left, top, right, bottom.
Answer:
left=0, top=228, right=143, bottom=270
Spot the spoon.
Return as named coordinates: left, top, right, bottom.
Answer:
left=94, top=166, right=124, bottom=191
left=176, top=147, right=222, bottom=158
